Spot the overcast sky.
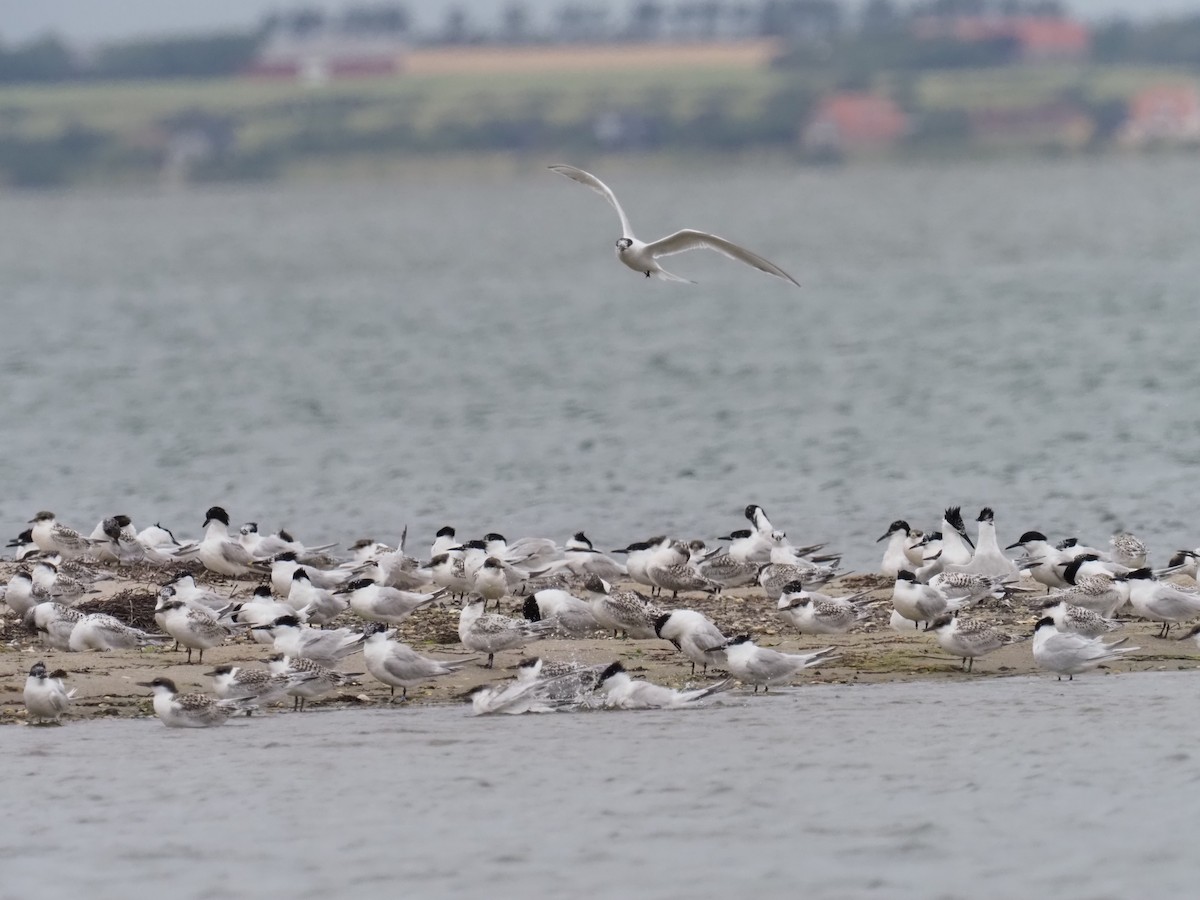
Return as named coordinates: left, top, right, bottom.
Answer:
left=2, top=0, right=1198, bottom=44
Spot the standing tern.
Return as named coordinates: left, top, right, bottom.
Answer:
left=24, top=662, right=76, bottom=724
left=877, top=520, right=917, bottom=577
left=776, top=583, right=873, bottom=635
left=582, top=575, right=663, bottom=639
left=1039, top=599, right=1122, bottom=638
left=521, top=589, right=600, bottom=637
left=338, top=578, right=443, bottom=625
left=188, top=507, right=265, bottom=578
left=949, top=507, right=1019, bottom=579
left=267, top=654, right=362, bottom=711
left=28, top=511, right=94, bottom=560
left=362, top=622, right=477, bottom=701
left=890, top=571, right=966, bottom=629
left=257, top=615, right=365, bottom=667
left=1109, top=532, right=1148, bottom=569
left=1031, top=618, right=1137, bottom=680
left=721, top=636, right=838, bottom=692
left=1115, top=568, right=1200, bottom=637
left=458, top=596, right=554, bottom=668
left=654, top=609, right=728, bottom=676
left=924, top=616, right=1020, bottom=673
left=156, top=598, right=238, bottom=664
left=549, top=164, right=800, bottom=286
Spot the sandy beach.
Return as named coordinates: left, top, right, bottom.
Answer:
left=3, top=560, right=1197, bottom=725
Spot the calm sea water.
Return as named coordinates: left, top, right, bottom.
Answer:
left=1, top=157, right=1199, bottom=565
left=2, top=673, right=1197, bottom=899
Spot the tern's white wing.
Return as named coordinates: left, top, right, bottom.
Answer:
left=549, top=164, right=634, bottom=239
left=644, top=229, right=800, bottom=287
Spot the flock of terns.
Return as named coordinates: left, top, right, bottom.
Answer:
left=7, top=500, right=1200, bottom=727
left=4, top=169, right=835, bottom=726
left=11, top=169, right=1192, bottom=729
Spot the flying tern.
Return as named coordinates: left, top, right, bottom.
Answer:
left=549, top=164, right=800, bottom=286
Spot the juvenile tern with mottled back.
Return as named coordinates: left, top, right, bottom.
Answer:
left=1039, top=599, right=1122, bottom=638
left=776, top=582, right=872, bottom=635
left=137, top=677, right=255, bottom=727
left=207, top=664, right=317, bottom=705
left=267, top=654, right=361, bottom=711
left=924, top=616, right=1020, bottom=672
left=549, top=164, right=800, bottom=286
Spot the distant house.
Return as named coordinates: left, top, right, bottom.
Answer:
left=801, top=92, right=908, bottom=156
left=247, top=31, right=406, bottom=81
left=1118, top=84, right=1200, bottom=147
left=912, top=15, right=1089, bottom=63
left=969, top=103, right=1094, bottom=151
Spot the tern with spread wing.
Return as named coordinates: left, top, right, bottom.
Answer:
left=549, top=164, right=800, bottom=286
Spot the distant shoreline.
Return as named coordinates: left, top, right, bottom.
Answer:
left=2, top=56, right=1198, bottom=189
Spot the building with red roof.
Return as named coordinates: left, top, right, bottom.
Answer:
left=801, top=92, right=908, bottom=155
left=1118, top=84, right=1200, bottom=147
left=912, top=15, right=1089, bottom=63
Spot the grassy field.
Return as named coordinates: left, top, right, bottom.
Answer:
left=918, top=63, right=1197, bottom=109
left=0, top=43, right=785, bottom=139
